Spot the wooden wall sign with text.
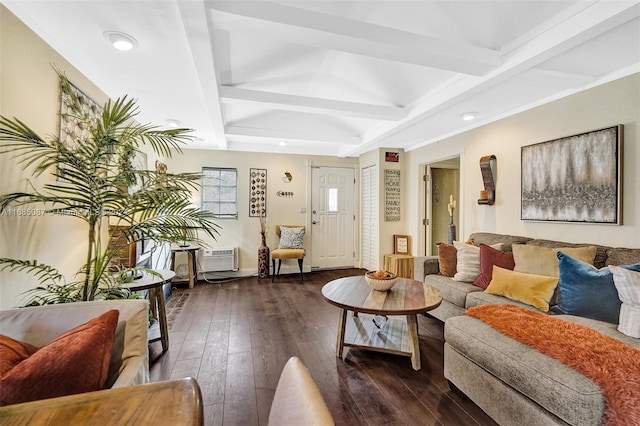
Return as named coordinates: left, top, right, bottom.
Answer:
left=385, top=169, right=401, bottom=222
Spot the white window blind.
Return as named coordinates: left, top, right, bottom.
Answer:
left=202, top=167, right=238, bottom=219
left=361, top=165, right=378, bottom=270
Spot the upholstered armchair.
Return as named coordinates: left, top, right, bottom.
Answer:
left=271, top=225, right=305, bottom=282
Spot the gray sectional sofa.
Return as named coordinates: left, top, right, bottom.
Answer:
left=413, top=232, right=640, bottom=426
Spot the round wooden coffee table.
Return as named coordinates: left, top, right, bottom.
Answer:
left=322, top=275, right=442, bottom=370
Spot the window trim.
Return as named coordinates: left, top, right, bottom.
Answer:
left=202, top=167, right=238, bottom=219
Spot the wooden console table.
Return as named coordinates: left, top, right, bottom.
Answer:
left=0, top=378, right=203, bottom=425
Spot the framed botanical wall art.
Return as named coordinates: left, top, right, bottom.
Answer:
left=521, top=125, right=622, bottom=224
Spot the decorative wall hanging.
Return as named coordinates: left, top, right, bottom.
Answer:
left=58, top=78, right=102, bottom=180
left=478, top=155, right=496, bottom=205
left=277, top=191, right=294, bottom=198
left=249, top=168, right=267, bottom=217
left=521, top=125, right=622, bottom=224
left=384, top=169, right=401, bottom=222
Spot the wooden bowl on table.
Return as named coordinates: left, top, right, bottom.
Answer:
left=365, top=270, right=398, bottom=291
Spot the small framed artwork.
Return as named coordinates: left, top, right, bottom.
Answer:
left=393, top=234, right=411, bottom=255
left=385, top=152, right=399, bottom=162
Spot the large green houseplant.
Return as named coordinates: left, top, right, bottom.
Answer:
left=0, top=74, right=219, bottom=305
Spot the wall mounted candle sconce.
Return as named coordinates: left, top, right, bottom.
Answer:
left=282, top=171, right=292, bottom=183
left=478, top=155, right=496, bottom=205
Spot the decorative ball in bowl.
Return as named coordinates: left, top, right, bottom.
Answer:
left=365, top=270, right=398, bottom=291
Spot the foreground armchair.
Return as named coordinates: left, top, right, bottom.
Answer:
left=0, top=299, right=150, bottom=396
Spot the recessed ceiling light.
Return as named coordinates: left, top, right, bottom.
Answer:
left=165, top=119, right=181, bottom=128
left=103, top=31, right=138, bottom=51
left=461, top=112, right=477, bottom=121
left=279, top=141, right=287, bottom=147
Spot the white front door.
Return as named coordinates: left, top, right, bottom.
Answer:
left=311, top=166, right=356, bottom=269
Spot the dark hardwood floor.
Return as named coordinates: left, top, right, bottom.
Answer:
left=149, top=268, right=498, bottom=426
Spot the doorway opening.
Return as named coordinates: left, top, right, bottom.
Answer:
left=423, top=157, right=460, bottom=256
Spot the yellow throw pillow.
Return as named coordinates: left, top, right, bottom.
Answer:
left=485, top=266, right=558, bottom=312
left=512, top=244, right=596, bottom=277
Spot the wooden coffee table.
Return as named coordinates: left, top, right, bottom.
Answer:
left=322, top=275, right=442, bottom=370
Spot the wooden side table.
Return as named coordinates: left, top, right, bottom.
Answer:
left=122, top=269, right=174, bottom=353
left=171, top=245, right=199, bottom=288
left=384, top=253, right=415, bottom=279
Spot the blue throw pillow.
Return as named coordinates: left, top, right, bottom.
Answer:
left=553, top=252, right=640, bottom=323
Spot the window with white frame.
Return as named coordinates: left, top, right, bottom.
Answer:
left=202, top=167, right=238, bottom=219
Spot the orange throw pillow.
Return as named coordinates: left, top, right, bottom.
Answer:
left=0, top=335, right=39, bottom=377
left=0, top=309, right=119, bottom=406
left=437, top=242, right=457, bottom=277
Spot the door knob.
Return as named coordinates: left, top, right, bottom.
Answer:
left=312, top=221, right=318, bottom=224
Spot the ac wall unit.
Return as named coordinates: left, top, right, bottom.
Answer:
left=200, top=247, right=238, bottom=272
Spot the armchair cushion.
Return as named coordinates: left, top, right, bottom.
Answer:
left=272, top=248, right=305, bottom=259
left=0, top=310, right=119, bottom=406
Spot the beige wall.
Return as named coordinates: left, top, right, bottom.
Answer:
left=406, top=73, right=640, bottom=255
left=165, top=149, right=357, bottom=273
left=0, top=6, right=110, bottom=309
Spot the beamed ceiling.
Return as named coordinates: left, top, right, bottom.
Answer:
left=5, top=1, right=640, bottom=157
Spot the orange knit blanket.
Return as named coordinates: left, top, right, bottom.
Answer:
left=466, top=304, right=640, bottom=426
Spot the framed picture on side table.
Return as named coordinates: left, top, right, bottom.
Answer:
left=393, top=235, right=411, bottom=255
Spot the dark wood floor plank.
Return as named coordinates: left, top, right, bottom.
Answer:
left=223, top=350, right=258, bottom=426
left=150, top=269, right=497, bottom=426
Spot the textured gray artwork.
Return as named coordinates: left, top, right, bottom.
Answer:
left=521, top=126, right=621, bottom=224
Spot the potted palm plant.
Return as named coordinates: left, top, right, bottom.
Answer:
left=0, top=73, right=219, bottom=305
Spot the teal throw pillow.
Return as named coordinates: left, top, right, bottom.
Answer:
left=553, top=252, right=640, bottom=323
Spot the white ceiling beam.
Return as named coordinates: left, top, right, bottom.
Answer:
left=342, top=1, right=640, bottom=157
left=177, top=1, right=227, bottom=150
left=226, top=126, right=361, bottom=145
left=516, top=68, right=596, bottom=90
left=219, top=86, right=406, bottom=121
left=207, top=1, right=499, bottom=76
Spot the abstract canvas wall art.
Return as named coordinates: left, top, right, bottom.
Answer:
left=521, top=125, right=622, bottom=224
